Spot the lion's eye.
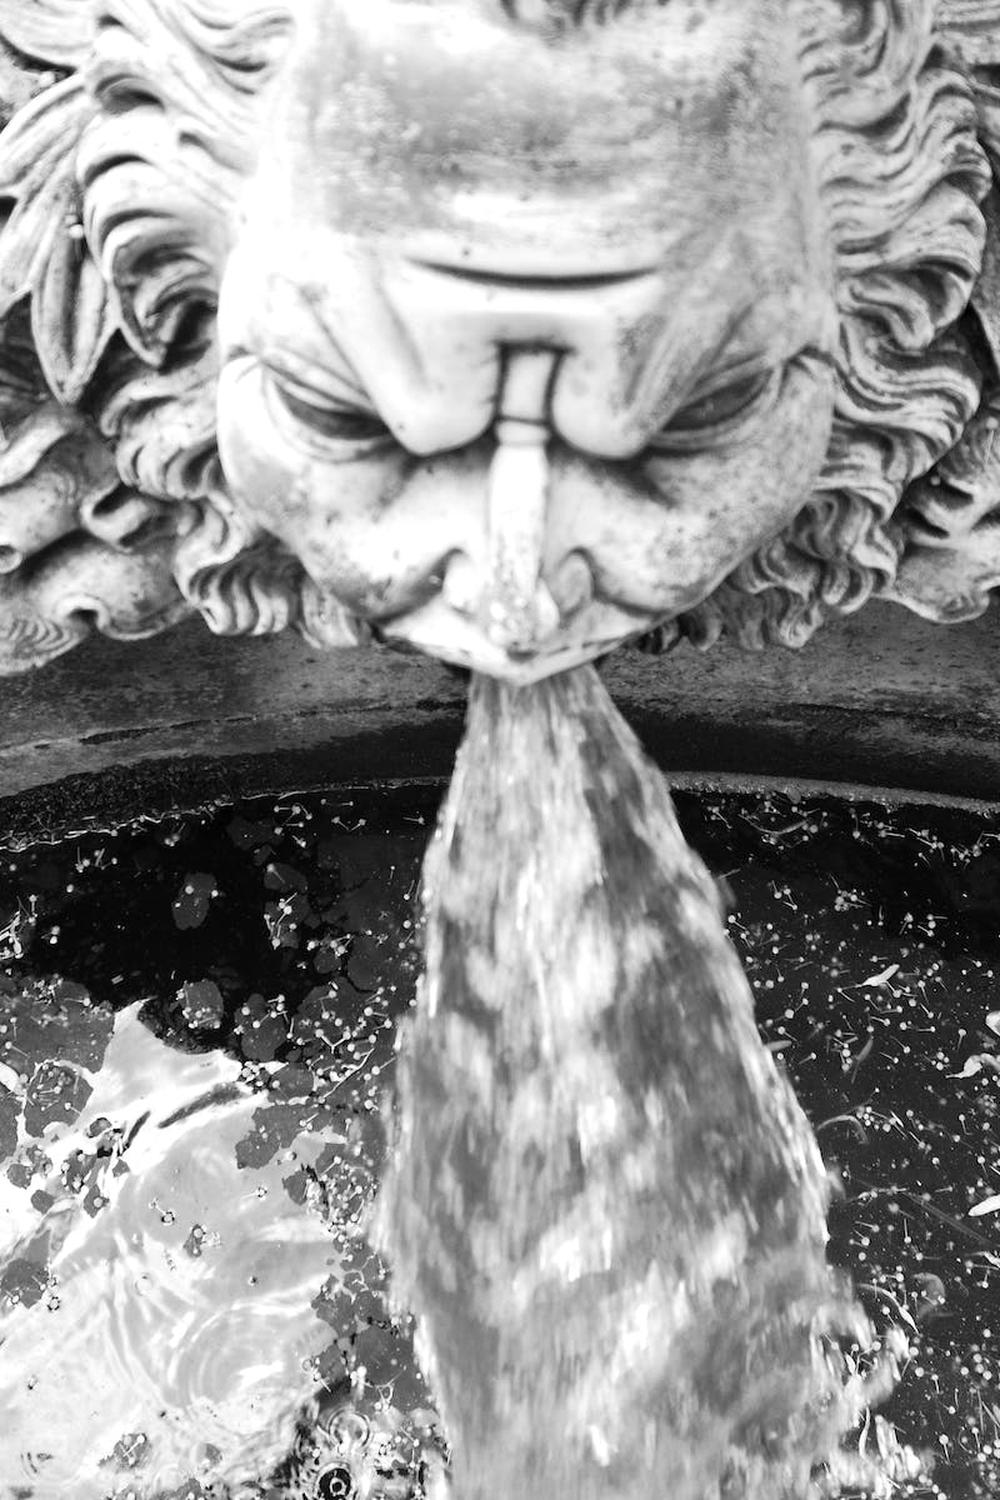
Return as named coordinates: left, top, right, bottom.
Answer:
left=269, top=373, right=390, bottom=446
left=648, top=368, right=779, bottom=457
left=668, top=368, right=774, bottom=436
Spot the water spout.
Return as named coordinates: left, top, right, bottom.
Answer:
left=374, top=665, right=906, bottom=1498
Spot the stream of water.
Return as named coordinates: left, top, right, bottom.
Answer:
left=376, top=666, right=908, bottom=1500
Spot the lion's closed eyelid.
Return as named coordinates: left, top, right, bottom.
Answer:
left=686, top=352, right=773, bottom=397
left=660, top=365, right=778, bottom=440
left=262, top=354, right=376, bottom=413
left=268, top=364, right=360, bottom=410
left=263, top=366, right=392, bottom=448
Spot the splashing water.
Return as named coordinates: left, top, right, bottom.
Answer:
left=374, top=665, right=912, bottom=1500
left=270, top=1399, right=449, bottom=1500
left=0, top=1000, right=337, bottom=1497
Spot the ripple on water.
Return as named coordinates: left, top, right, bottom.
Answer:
left=0, top=1001, right=339, bottom=1497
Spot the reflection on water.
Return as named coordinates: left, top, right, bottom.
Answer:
left=0, top=793, right=443, bottom=1499
left=272, top=1404, right=447, bottom=1500
left=0, top=785, right=997, bottom=1496
left=0, top=997, right=337, bottom=1492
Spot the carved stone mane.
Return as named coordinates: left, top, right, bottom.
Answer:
left=0, top=0, right=998, bottom=676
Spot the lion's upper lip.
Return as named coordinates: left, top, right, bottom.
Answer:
left=378, top=590, right=657, bottom=684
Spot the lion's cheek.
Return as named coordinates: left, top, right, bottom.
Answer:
left=572, top=364, right=837, bottom=615
left=216, top=366, right=483, bottom=618
left=216, top=361, right=397, bottom=601
left=216, top=359, right=296, bottom=535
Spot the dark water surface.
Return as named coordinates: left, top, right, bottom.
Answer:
left=0, top=781, right=997, bottom=1497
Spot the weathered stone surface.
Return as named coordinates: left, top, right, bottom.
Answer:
left=0, top=3, right=997, bottom=686
left=0, top=605, right=997, bottom=831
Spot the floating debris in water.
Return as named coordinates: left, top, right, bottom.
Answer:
left=0, top=997, right=337, bottom=1496
left=0, top=772, right=998, bottom=1494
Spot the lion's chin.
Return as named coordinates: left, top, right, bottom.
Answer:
left=378, top=593, right=657, bottom=683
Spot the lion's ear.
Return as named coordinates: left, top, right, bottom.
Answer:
left=0, top=0, right=95, bottom=69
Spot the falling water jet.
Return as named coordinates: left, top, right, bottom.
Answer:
left=373, top=664, right=914, bottom=1500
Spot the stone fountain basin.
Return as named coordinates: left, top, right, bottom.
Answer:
left=0, top=602, right=998, bottom=831
left=0, top=604, right=998, bottom=1498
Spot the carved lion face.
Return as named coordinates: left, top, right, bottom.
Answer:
left=216, top=0, right=838, bottom=680
left=0, top=0, right=993, bottom=675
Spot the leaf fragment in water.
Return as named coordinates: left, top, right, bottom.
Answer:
left=950, top=1054, right=1000, bottom=1079
left=860, top=964, right=900, bottom=988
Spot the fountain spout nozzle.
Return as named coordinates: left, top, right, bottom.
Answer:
left=483, top=425, right=560, bottom=654
left=482, top=349, right=562, bottom=656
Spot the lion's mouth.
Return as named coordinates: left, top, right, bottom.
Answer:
left=377, top=588, right=657, bottom=683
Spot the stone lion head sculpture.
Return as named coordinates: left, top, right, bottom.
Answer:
left=0, top=0, right=999, bottom=679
